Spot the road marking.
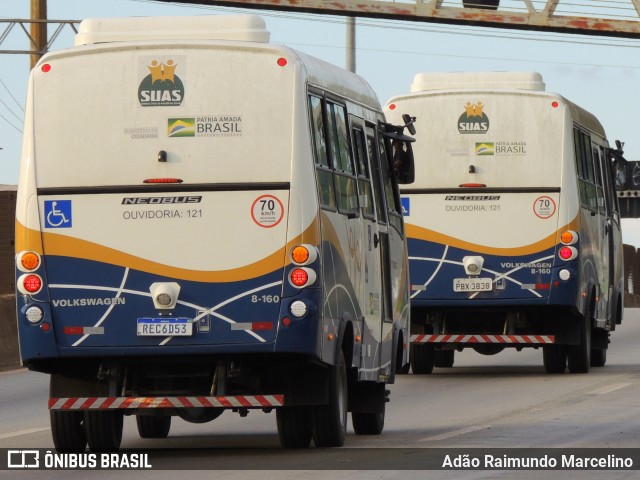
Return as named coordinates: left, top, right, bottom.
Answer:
left=585, top=383, right=631, bottom=396
left=0, top=427, right=50, bottom=440
left=420, top=425, right=491, bottom=442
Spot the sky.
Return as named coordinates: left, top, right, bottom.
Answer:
left=2, top=0, right=640, bottom=245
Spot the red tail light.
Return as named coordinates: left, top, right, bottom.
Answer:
left=20, top=274, right=43, bottom=294
left=559, top=246, right=578, bottom=261
left=290, top=269, right=308, bottom=287
left=289, top=267, right=317, bottom=288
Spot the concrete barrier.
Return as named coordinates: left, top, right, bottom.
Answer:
left=0, top=294, right=20, bottom=371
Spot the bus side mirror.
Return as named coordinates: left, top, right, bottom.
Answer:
left=402, top=114, right=416, bottom=136
left=393, top=141, right=415, bottom=185
left=402, top=142, right=415, bottom=184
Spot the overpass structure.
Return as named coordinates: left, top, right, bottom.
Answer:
left=161, top=0, right=640, bottom=37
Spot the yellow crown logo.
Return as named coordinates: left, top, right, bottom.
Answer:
left=148, top=60, right=177, bottom=83
left=465, top=102, right=484, bottom=117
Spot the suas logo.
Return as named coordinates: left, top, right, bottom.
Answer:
left=458, top=102, right=490, bottom=134
left=138, top=59, right=184, bottom=107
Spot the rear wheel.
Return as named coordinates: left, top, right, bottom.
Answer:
left=352, top=382, right=386, bottom=435
left=591, top=328, right=609, bottom=367
left=591, top=348, right=607, bottom=367
left=85, top=411, right=124, bottom=452
left=434, top=350, right=455, bottom=368
left=277, top=406, right=312, bottom=448
left=411, top=344, right=434, bottom=374
left=352, top=407, right=385, bottom=435
left=568, top=314, right=591, bottom=374
left=311, top=350, right=348, bottom=447
left=543, top=345, right=567, bottom=374
left=50, top=410, right=87, bottom=453
left=395, top=338, right=410, bottom=375
left=136, top=415, right=171, bottom=439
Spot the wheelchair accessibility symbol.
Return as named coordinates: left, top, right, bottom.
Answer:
left=44, top=200, right=72, bottom=228
left=401, top=197, right=410, bottom=216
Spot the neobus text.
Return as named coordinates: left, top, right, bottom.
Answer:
left=121, top=196, right=202, bottom=205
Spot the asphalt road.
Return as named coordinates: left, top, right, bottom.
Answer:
left=2, top=309, right=640, bottom=479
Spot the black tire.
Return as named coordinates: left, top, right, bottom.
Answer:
left=591, top=328, right=609, bottom=367
left=136, top=415, right=171, bottom=439
left=394, top=338, right=410, bottom=375
left=176, top=407, right=223, bottom=424
left=352, top=409, right=385, bottom=435
left=434, top=350, right=455, bottom=368
left=50, top=410, right=87, bottom=453
left=311, top=350, right=348, bottom=447
left=543, top=345, right=567, bottom=374
left=411, top=344, right=434, bottom=374
left=591, top=348, right=607, bottom=367
left=85, top=411, right=124, bottom=452
left=351, top=382, right=386, bottom=435
left=568, top=315, right=591, bottom=374
left=276, top=407, right=312, bottom=449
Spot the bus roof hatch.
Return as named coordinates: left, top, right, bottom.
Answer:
left=410, top=71, right=545, bottom=93
left=74, top=14, right=270, bottom=46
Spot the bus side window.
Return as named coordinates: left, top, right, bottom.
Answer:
left=582, top=131, right=597, bottom=211
left=309, top=94, right=336, bottom=210
left=592, top=147, right=605, bottom=212
left=378, top=135, right=404, bottom=234
left=573, top=128, right=597, bottom=212
left=352, top=126, right=375, bottom=219
left=366, top=133, right=387, bottom=224
left=574, top=128, right=588, bottom=207
left=326, top=101, right=358, bottom=216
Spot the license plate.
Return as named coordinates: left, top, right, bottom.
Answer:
left=453, top=278, right=493, bottom=292
left=137, top=318, right=192, bottom=336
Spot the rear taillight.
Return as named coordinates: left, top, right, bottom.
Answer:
left=288, top=244, right=318, bottom=287
left=289, top=244, right=318, bottom=266
left=16, top=251, right=41, bottom=272
left=559, top=246, right=578, bottom=261
left=560, top=230, right=578, bottom=246
left=18, top=274, right=43, bottom=294
left=290, top=268, right=308, bottom=286
left=289, top=267, right=317, bottom=288
left=558, top=230, right=578, bottom=261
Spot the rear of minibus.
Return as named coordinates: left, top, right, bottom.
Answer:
left=15, top=20, right=320, bottom=366
left=384, top=75, right=579, bottom=309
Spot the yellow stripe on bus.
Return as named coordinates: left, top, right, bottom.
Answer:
left=15, top=220, right=44, bottom=255
left=16, top=220, right=320, bottom=283
left=405, top=218, right=579, bottom=257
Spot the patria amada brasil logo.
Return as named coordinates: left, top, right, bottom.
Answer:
left=168, top=118, right=195, bottom=137
left=138, top=59, right=184, bottom=107
left=458, top=102, right=490, bottom=134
